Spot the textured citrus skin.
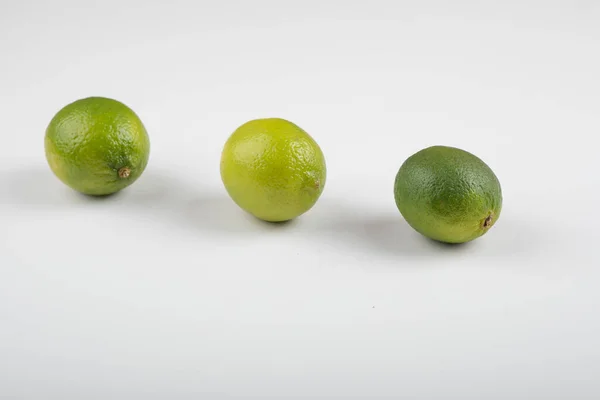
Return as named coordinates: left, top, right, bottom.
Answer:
left=394, top=146, right=502, bottom=244
left=220, top=118, right=326, bottom=222
left=45, top=97, right=150, bottom=196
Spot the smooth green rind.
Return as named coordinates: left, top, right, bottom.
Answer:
left=220, top=118, right=326, bottom=222
left=45, top=97, right=150, bottom=196
left=394, top=146, right=502, bottom=244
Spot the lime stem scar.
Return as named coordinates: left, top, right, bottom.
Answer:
left=118, top=167, right=131, bottom=179
left=483, top=215, right=493, bottom=228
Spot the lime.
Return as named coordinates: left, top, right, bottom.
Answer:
left=220, top=118, right=326, bottom=222
left=45, top=97, right=150, bottom=196
left=394, top=146, right=502, bottom=243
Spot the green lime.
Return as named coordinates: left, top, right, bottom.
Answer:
left=394, top=145, right=502, bottom=244
left=220, top=118, right=326, bottom=222
left=45, top=97, right=150, bottom=196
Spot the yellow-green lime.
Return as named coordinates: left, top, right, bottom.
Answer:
left=220, top=118, right=326, bottom=222
left=45, top=97, right=150, bottom=196
left=394, top=146, right=502, bottom=244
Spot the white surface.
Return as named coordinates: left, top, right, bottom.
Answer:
left=1, top=1, right=599, bottom=399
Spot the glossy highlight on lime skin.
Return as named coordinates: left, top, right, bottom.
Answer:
left=220, top=118, right=327, bottom=222
left=394, top=145, right=502, bottom=244
left=45, top=97, right=150, bottom=196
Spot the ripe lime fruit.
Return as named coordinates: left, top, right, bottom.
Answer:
left=394, top=146, right=502, bottom=244
left=45, top=97, right=150, bottom=196
left=220, top=118, right=326, bottom=222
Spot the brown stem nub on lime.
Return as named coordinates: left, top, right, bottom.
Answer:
left=118, top=167, right=131, bottom=179
left=45, top=97, right=150, bottom=196
left=483, top=215, right=494, bottom=228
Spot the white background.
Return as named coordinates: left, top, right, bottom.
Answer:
left=1, top=0, right=599, bottom=399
